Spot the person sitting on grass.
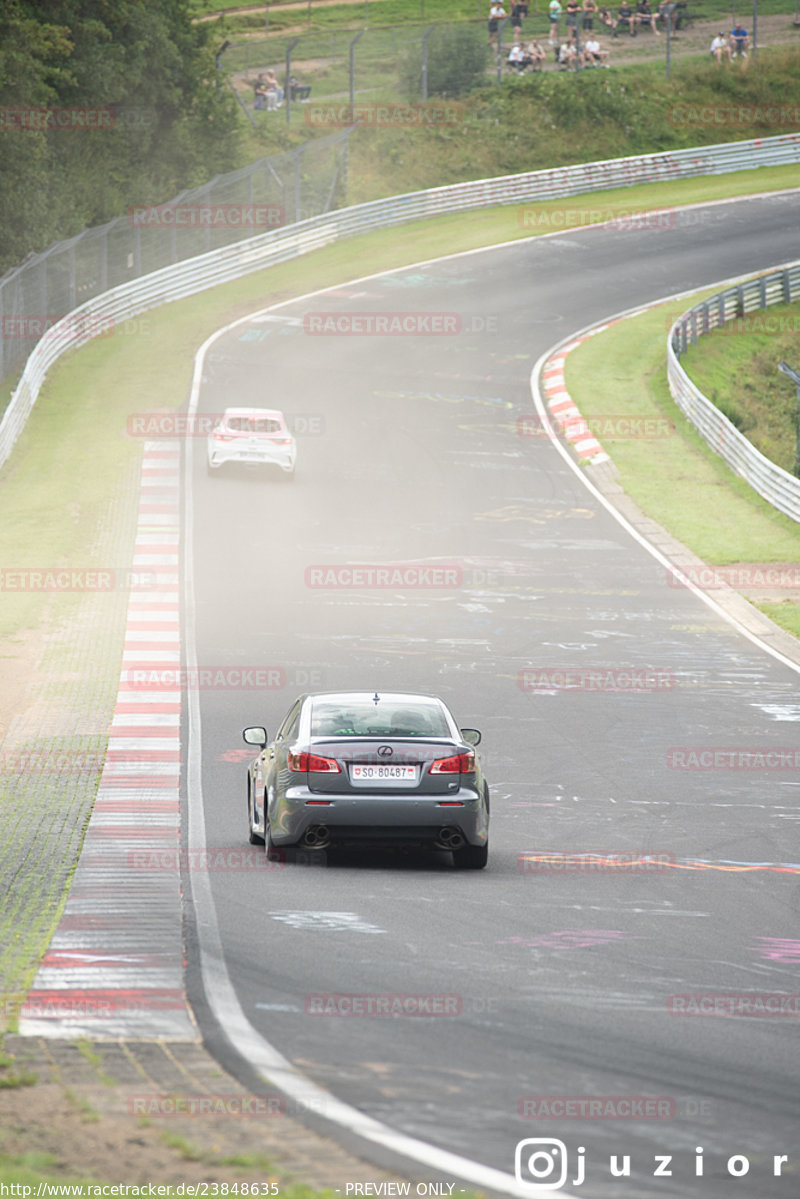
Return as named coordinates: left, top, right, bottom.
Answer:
left=508, top=41, right=531, bottom=69
left=526, top=38, right=547, bottom=67
left=617, top=0, right=639, bottom=34
left=636, top=0, right=660, bottom=32
left=710, top=31, right=732, bottom=61
left=730, top=22, right=750, bottom=55
left=582, top=35, right=610, bottom=63
left=558, top=39, right=578, bottom=66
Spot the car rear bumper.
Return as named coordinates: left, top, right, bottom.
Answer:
left=207, top=444, right=295, bottom=471
left=272, top=785, right=488, bottom=847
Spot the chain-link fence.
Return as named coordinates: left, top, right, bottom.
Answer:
left=0, top=127, right=354, bottom=385
left=221, top=6, right=800, bottom=118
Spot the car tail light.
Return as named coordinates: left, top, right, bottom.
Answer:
left=288, top=751, right=340, bottom=773
left=270, top=437, right=292, bottom=445
left=213, top=431, right=235, bottom=442
left=429, top=752, right=475, bottom=774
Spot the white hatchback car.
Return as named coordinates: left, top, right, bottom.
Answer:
left=206, top=407, right=296, bottom=478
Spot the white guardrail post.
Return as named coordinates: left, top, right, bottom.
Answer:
left=2, top=132, right=800, bottom=487
left=667, top=261, right=800, bottom=524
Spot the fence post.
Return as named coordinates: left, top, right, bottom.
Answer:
left=497, top=16, right=510, bottom=82
left=350, top=29, right=365, bottom=109
left=421, top=25, right=435, bottom=101
left=286, top=37, right=300, bottom=126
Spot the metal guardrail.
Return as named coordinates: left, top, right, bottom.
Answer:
left=2, top=131, right=800, bottom=474
left=668, top=261, right=800, bottom=523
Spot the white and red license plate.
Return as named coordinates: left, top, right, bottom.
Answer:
left=350, top=764, right=418, bottom=785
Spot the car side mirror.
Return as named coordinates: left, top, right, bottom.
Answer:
left=243, top=726, right=268, bottom=748
left=460, top=728, right=481, bottom=746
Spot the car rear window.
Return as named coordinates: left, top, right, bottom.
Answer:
left=311, top=700, right=450, bottom=739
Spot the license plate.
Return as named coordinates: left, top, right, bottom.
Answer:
left=350, top=764, right=418, bottom=785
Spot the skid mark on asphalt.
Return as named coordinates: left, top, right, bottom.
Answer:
left=518, top=853, right=800, bottom=875
left=750, top=937, right=800, bottom=961
left=498, top=931, right=634, bottom=950
left=269, top=910, right=387, bottom=933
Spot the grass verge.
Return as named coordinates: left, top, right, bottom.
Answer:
left=564, top=291, right=800, bottom=632
left=678, top=298, right=800, bottom=474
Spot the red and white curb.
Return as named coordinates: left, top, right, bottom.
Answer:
left=20, top=442, right=195, bottom=1038
left=541, top=338, right=610, bottom=465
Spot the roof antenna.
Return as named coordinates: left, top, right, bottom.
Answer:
left=372, top=691, right=380, bottom=705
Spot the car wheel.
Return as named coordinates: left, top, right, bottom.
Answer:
left=247, top=778, right=264, bottom=846
left=264, top=816, right=284, bottom=862
left=453, top=842, right=488, bottom=870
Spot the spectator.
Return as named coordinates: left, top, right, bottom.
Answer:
left=548, top=0, right=563, bottom=42
left=710, top=31, right=732, bottom=61
left=637, top=0, right=660, bottom=31
left=288, top=74, right=312, bottom=101
left=598, top=5, right=619, bottom=32
left=565, top=0, right=581, bottom=39
left=507, top=41, right=530, bottom=69
left=617, top=0, right=639, bottom=34
left=253, top=74, right=269, bottom=110
left=510, top=0, right=526, bottom=39
left=582, top=34, right=610, bottom=62
left=526, top=38, right=547, bottom=67
left=489, top=0, right=507, bottom=44
left=558, top=39, right=578, bottom=66
left=264, top=69, right=284, bottom=106
left=730, top=22, right=750, bottom=55
left=582, top=0, right=599, bottom=29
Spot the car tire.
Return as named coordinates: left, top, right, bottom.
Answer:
left=264, top=817, right=284, bottom=862
left=247, top=778, right=264, bottom=846
left=453, top=842, right=488, bottom=870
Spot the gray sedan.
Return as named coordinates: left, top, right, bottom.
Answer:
left=243, top=691, right=490, bottom=868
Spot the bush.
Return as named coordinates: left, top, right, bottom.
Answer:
left=401, top=25, right=489, bottom=99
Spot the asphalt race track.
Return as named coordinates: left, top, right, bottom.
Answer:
left=186, top=192, right=800, bottom=1198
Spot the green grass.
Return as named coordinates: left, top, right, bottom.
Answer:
left=679, top=299, right=800, bottom=473
left=564, top=294, right=800, bottom=631
left=228, top=45, right=800, bottom=196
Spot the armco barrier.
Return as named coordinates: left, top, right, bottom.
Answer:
left=668, top=261, right=800, bottom=523
left=2, top=131, right=800, bottom=474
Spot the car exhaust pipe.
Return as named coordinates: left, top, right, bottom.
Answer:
left=302, top=825, right=331, bottom=849
left=436, top=826, right=465, bottom=851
